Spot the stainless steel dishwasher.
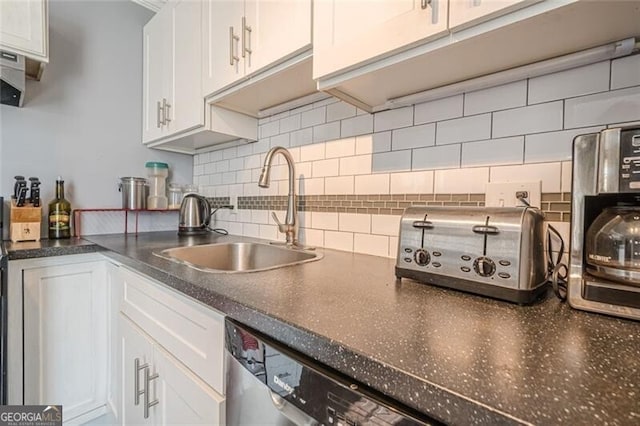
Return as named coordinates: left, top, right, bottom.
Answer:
left=225, top=319, right=440, bottom=426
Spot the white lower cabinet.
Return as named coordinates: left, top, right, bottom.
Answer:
left=117, top=266, right=226, bottom=425
left=15, top=255, right=108, bottom=423
left=121, top=315, right=224, bottom=425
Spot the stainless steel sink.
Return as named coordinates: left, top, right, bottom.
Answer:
left=154, top=242, right=322, bottom=273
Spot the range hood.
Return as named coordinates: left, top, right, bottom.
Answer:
left=0, top=50, right=25, bottom=107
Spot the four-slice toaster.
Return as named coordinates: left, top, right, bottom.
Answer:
left=395, top=206, right=547, bottom=304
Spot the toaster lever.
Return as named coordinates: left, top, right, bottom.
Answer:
left=472, top=225, right=499, bottom=235
left=412, top=220, right=434, bottom=229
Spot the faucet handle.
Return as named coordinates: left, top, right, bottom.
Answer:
left=271, top=211, right=288, bottom=233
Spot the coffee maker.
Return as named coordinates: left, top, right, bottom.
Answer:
left=570, top=126, right=640, bottom=321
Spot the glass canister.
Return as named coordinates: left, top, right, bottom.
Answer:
left=146, top=161, right=169, bottom=210
left=168, top=183, right=184, bottom=210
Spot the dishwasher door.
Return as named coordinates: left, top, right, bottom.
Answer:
left=225, top=319, right=438, bottom=426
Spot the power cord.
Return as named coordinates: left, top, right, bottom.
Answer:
left=206, top=206, right=232, bottom=236
left=546, top=224, right=568, bottom=301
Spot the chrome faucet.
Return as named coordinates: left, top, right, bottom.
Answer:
left=258, top=146, right=308, bottom=248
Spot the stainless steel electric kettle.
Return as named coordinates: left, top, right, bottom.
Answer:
left=178, top=193, right=211, bottom=235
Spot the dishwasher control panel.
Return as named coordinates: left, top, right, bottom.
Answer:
left=225, top=320, right=438, bottom=426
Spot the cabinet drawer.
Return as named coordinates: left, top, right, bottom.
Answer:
left=120, top=267, right=225, bottom=394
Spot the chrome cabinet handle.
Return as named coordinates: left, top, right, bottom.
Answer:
left=134, top=358, right=148, bottom=406
left=163, top=98, right=171, bottom=123
left=421, top=0, right=430, bottom=9
left=242, top=16, right=252, bottom=58
left=421, top=0, right=438, bottom=24
left=143, top=367, right=159, bottom=419
left=229, top=26, right=240, bottom=65
left=156, top=101, right=164, bottom=127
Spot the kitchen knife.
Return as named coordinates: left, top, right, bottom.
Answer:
left=29, top=177, right=41, bottom=207
left=13, top=175, right=25, bottom=199
left=16, top=186, right=28, bottom=207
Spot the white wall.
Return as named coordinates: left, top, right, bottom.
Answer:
left=194, top=54, right=640, bottom=258
left=0, top=0, right=193, bottom=236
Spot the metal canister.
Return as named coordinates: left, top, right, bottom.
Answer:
left=119, top=177, right=147, bottom=210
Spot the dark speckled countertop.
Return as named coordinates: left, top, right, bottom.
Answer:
left=7, top=232, right=640, bottom=425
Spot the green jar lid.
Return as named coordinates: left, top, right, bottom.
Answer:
left=145, top=162, right=169, bottom=169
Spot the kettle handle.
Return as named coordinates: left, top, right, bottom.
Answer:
left=196, top=194, right=213, bottom=227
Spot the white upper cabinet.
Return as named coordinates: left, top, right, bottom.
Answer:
left=313, top=0, right=640, bottom=112
left=202, top=0, right=317, bottom=117
left=313, top=0, right=448, bottom=79
left=449, top=0, right=540, bottom=30
left=142, top=0, right=204, bottom=145
left=203, top=0, right=312, bottom=99
left=0, top=0, right=48, bottom=62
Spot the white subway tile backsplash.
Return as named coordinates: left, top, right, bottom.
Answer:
left=237, top=144, right=253, bottom=158
left=222, top=172, right=236, bottom=185
left=341, top=114, right=374, bottom=137
left=312, top=212, right=339, bottom=230
left=223, top=147, right=238, bottom=160
left=259, top=224, right=279, bottom=241
left=244, top=154, right=261, bottom=170
left=279, top=114, right=302, bottom=133
left=251, top=210, right=269, bottom=224
left=252, top=138, right=270, bottom=154
left=260, top=121, right=279, bottom=138
left=229, top=157, right=244, bottom=171
left=561, top=161, right=572, bottom=193
left=611, top=54, right=640, bottom=90
left=339, top=213, right=371, bottom=233
left=312, top=159, right=339, bottom=177
left=434, top=167, right=489, bottom=193
left=524, top=126, right=603, bottom=163
left=296, top=162, right=312, bottom=178
left=298, top=177, right=324, bottom=195
left=300, top=143, right=325, bottom=162
left=490, top=162, right=561, bottom=192
left=528, top=61, right=610, bottom=104
left=194, top=164, right=204, bottom=175
left=301, top=107, right=326, bottom=128
left=243, top=223, right=260, bottom=238
left=313, top=97, right=339, bottom=108
left=355, top=174, right=390, bottom=194
left=390, top=171, right=434, bottom=194
left=493, top=101, right=563, bottom=138
left=372, top=150, right=412, bottom=172
left=270, top=133, right=290, bottom=148
left=371, top=215, right=401, bottom=236
left=355, top=135, right=373, bottom=154
left=204, top=162, right=215, bottom=174
left=325, top=138, right=356, bottom=159
left=290, top=127, right=313, bottom=147
left=327, top=101, right=357, bottom=122
left=412, top=144, right=460, bottom=170
left=392, top=123, right=435, bottom=150
left=464, top=81, right=527, bottom=115
left=313, top=122, right=341, bottom=143
left=461, top=136, right=524, bottom=167
left=300, top=228, right=324, bottom=247
left=236, top=169, right=252, bottom=183
left=324, top=231, right=354, bottom=252
left=374, top=106, right=413, bottom=132
left=354, top=233, right=389, bottom=257
left=414, top=94, right=463, bottom=124
left=340, top=155, right=372, bottom=176
left=243, top=183, right=258, bottom=196
left=564, top=86, right=640, bottom=128
left=436, top=114, right=491, bottom=145
left=373, top=132, right=392, bottom=152
left=325, top=176, right=354, bottom=194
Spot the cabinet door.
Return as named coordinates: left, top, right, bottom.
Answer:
left=23, top=261, right=108, bottom=422
left=202, top=0, right=245, bottom=96
left=244, top=0, right=311, bottom=75
left=169, top=0, right=204, bottom=135
left=106, top=262, right=123, bottom=423
left=153, top=343, right=225, bottom=426
left=0, top=0, right=47, bottom=60
left=449, top=0, right=539, bottom=30
left=313, top=0, right=448, bottom=79
left=142, top=5, right=172, bottom=144
left=121, top=315, right=155, bottom=426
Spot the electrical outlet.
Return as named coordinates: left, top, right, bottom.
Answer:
left=229, top=194, right=237, bottom=215
left=485, top=181, right=541, bottom=208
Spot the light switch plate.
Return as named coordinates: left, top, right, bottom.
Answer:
left=485, top=181, right=542, bottom=208
left=229, top=194, right=237, bottom=215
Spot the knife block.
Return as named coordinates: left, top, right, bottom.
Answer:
left=10, top=199, right=42, bottom=243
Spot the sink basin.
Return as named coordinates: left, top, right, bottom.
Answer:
left=154, top=242, right=322, bottom=273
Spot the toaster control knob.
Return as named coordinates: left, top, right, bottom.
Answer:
left=414, top=249, right=430, bottom=266
left=473, top=256, right=496, bottom=277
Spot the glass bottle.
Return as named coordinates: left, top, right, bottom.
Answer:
left=48, top=177, right=71, bottom=239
